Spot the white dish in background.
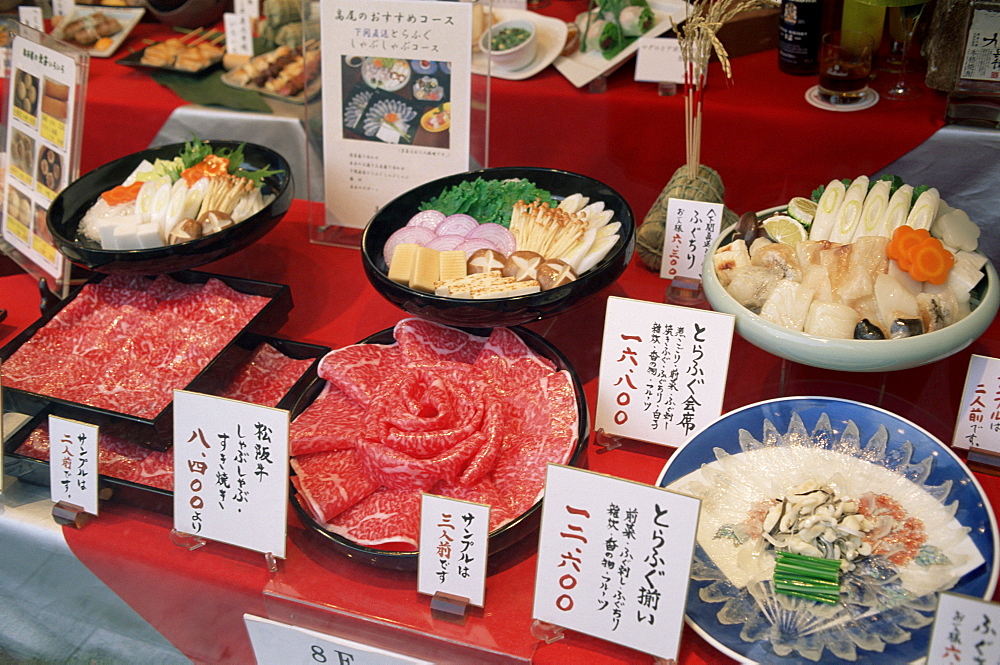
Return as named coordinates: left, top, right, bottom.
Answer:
left=51, top=6, right=145, bottom=59
left=471, top=9, right=567, bottom=81
left=553, top=0, right=688, bottom=88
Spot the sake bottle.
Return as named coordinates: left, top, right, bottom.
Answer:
left=778, top=0, right=825, bottom=74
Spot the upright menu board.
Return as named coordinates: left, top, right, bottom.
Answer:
left=0, top=20, right=87, bottom=294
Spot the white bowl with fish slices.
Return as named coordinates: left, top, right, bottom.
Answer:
left=702, top=199, right=1000, bottom=372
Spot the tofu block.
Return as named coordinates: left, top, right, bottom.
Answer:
left=438, top=250, right=467, bottom=282
left=387, top=243, right=419, bottom=285
left=410, top=246, right=441, bottom=293
left=135, top=222, right=162, bottom=249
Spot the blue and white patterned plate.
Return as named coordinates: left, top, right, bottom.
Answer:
left=656, top=396, right=999, bottom=664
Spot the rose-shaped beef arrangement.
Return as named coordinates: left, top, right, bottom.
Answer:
left=290, top=318, right=580, bottom=548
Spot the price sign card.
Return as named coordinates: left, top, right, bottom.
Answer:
left=173, top=391, right=289, bottom=558
left=928, top=592, right=1000, bottom=663
left=18, top=7, right=44, bottom=31
left=234, top=0, right=261, bottom=17
left=533, top=464, right=700, bottom=661
left=659, top=198, right=723, bottom=281
left=224, top=13, right=255, bottom=57
left=634, top=37, right=684, bottom=84
left=953, top=354, right=1000, bottom=451
left=48, top=415, right=100, bottom=515
left=595, top=296, right=734, bottom=447
left=52, top=0, right=76, bottom=19
left=245, top=615, right=433, bottom=665
left=417, top=494, right=489, bottom=607
left=319, top=0, right=473, bottom=229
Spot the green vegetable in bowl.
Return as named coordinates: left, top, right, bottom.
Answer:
left=419, top=177, right=553, bottom=227
left=490, top=27, right=531, bottom=51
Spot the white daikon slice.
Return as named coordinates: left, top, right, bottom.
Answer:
left=851, top=179, right=891, bottom=240
left=809, top=179, right=846, bottom=241
left=828, top=176, right=868, bottom=243
left=931, top=207, right=980, bottom=252
left=905, top=187, right=939, bottom=230
left=880, top=184, right=912, bottom=234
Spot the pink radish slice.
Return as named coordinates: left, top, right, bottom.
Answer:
left=455, top=238, right=500, bottom=258
left=425, top=234, right=467, bottom=251
left=383, top=226, right=436, bottom=265
left=466, top=223, right=516, bottom=256
left=406, top=209, right=446, bottom=230
left=434, top=214, right=478, bottom=237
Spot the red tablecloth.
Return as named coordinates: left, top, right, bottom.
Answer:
left=0, top=10, right=976, bottom=664
left=2, top=195, right=996, bottom=664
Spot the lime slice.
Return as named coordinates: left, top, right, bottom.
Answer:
left=788, top=197, right=817, bottom=227
left=762, top=214, right=807, bottom=245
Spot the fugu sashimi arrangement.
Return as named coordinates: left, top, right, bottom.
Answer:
left=289, top=319, right=581, bottom=551
left=713, top=175, right=989, bottom=341
left=78, top=139, right=283, bottom=251
left=381, top=177, right=621, bottom=299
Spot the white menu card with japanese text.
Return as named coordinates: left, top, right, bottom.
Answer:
left=659, top=198, right=723, bottom=281
left=532, top=464, right=700, bottom=661
left=320, top=0, right=472, bottom=229
left=595, top=296, right=734, bottom=447
left=928, top=592, right=1000, bottom=663
left=48, top=415, right=99, bottom=515
left=173, top=391, right=289, bottom=557
left=417, top=494, right=489, bottom=607
left=3, top=35, right=81, bottom=281
left=245, top=614, right=433, bottom=665
left=953, top=354, right=1000, bottom=451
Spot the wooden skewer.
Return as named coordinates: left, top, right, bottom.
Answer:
left=180, top=27, right=206, bottom=44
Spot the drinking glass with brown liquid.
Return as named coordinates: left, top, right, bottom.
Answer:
left=818, top=31, right=875, bottom=104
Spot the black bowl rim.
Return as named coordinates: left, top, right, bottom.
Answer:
left=290, top=323, right=591, bottom=570
left=46, top=140, right=293, bottom=274
left=359, top=166, right=636, bottom=326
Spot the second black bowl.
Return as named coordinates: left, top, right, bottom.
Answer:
left=361, top=167, right=635, bottom=328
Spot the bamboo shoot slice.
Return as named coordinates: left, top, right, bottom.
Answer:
left=828, top=176, right=868, bottom=243
left=808, top=179, right=846, bottom=241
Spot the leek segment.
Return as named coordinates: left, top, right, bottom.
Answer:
left=808, top=179, right=846, bottom=241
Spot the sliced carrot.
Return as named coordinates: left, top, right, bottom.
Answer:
left=100, top=181, right=144, bottom=206
left=887, top=224, right=954, bottom=284
left=907, top=237, right=955, bottom=284
left=886, top=225, right=929, bottom=263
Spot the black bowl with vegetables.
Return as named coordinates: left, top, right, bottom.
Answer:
left=361, top=167, right=635, bottom=328
left=47, top=140, right=292, bottom=275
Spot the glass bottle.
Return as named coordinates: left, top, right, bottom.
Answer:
left=779, top=0, right=825, bottom=74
